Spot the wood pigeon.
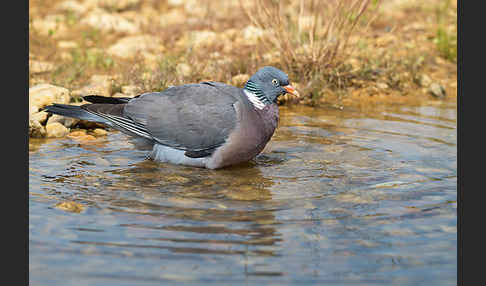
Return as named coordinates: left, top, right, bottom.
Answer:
left=44, top=66, right=299, bottom=169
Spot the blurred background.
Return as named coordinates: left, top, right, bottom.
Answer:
left=29, top=0, right=456, bottom=113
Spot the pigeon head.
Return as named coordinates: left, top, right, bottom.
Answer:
left=244, top=66, right=299, bottom=108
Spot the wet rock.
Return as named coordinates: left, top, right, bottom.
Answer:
left=29, top=119, right=46, bottom=138
left=29, top=60, right=55, bottom=74
left=46, top=122, right=70, bottom=138
left=92, top=128, right=108, bottom=136
left=428, top=82, right=446, bottom=98
left=67, top=130, right=87, bottom=137
left=176, top=63, right=192, bottom=77
left=69, top=132, right=97, bottom=142
left=80, top=11, right=140, bottom=34
left=55, top=201, right=85, bottom=213
left=30, top=111, right=49, bottom=125
left=47, top=114, right=79, bottom=128
left=76, top=120, right=105, bottom=130
left=71, top=74, right=112, bottom=99
left=107, top=35, right=163, bottom=59
left=231, top=74, right=250, bottom=87
left=29, top=84, right=71, bottom=109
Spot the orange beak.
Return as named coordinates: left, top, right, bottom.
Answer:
left=283, top=84, right=300, bottom=97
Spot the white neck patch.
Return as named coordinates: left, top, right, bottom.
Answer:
left=244, top=90, right=265, bottom=110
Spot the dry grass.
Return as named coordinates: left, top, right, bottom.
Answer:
left=29, top=0, right=456, bottom=108
left=240, top=0, right=379, bottom=80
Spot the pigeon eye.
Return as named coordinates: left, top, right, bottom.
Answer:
left=272, top=79, right=279, bottom=86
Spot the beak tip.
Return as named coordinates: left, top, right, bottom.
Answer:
left=284, top=85, right=300, bottom=98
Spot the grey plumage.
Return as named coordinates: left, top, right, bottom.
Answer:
left=124, top=83, right=239, bottom=154
left=43, top=66, right=298, bottom=169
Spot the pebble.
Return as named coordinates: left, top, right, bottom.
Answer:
left=29, top=119, right=46, bottom=138
left=415, top=74, right=432, bottom=87
left=428, top=82, right=446, bottom=98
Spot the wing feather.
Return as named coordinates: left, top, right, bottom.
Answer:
left=124, top=83, right=241, bottom=152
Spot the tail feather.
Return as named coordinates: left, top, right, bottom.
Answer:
left=43, top=103, right=110, bottom=124
left=83, top=95, right=133, bottom=104
left=43, top=102, right=153, bottom=140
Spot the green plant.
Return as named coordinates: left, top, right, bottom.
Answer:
left=435, top=27, right=456, bottom=62
left=434, top=0, right=456, bottom=62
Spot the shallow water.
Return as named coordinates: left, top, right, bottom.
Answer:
left=29, top=102, right=457, bottom=285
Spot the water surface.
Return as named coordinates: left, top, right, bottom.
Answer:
left=29, top=102, right=457, bottom=285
